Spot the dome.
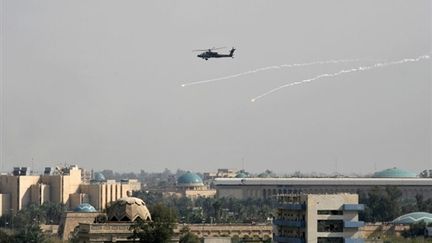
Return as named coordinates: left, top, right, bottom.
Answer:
left=74, top=203, right=97, bottom=212
left=107, top=197, right=151, bottom=222
left=235, top=172, right=248, bottom=178
left=93, top=172, right=106, bottom=182
left=392, top=212, right=432, bottom=224
left=177, top=172, right=203, bottom=186
left=373, top=167, right=417, bottom=178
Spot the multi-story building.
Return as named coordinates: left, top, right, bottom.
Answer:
left=0, top=165, right=141, bottom=215
left=0, top=165, right=82, bottom=214
left=273, top=193, right=364, bottom=243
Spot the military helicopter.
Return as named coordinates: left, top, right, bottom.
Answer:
left=193, top=47, right=236, bottom=60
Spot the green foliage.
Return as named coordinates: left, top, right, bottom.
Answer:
left=0, top=229, right=14, bottom=242
left=360, top=186, right=432, bottom=223
left=360, top=186, right=402, bottom=222
left=13, top=223, right=45, bottom=243
left=0, top=202, right=65, bottom=242
left=129, top=203, right=178, bottom=243
left=133, top=191, right=276, bottom=224
left=179, top=226, right=200, bottom=243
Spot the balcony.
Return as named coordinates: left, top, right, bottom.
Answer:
left=278, top=203, right=306, bottom=210
left=343, top=204, right=365, bottom=211
left=343, top=220, right=365, bottom=228
left=273, top=219, right=305, bottom=228
left=344, top=238, right=364, bottom=243
left=273, top=236, right=305, bottom=243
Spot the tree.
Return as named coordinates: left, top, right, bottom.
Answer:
left=14, top=223, right=45, bottom=243
left=179, top=226, right=200, bottom=243
left=129, top=203, right=178, bottom=243
left=360, top=186, right=403, bottom=222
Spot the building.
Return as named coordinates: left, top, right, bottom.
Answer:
left=171, top=172, right=216, bottom=199
left=73, top=197, right=151, bottom=242
left=0, top=165, right=82, bottom=215
left=214, top=168, right=432, bottom=200
left=273, top=193, right=364, bottom=243
left=77, top=178, right=141, bottom=210
left=0, top=165, right=141, bottom=216
left=60, top=203, right=100, bottom=240
left=203, top=168, right=240, bottom=181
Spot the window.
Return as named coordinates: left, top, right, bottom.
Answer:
left=317, top=220, right=343, bottom=232
left=317, top=237, right=343, bottom=243
left=317, top=210, right=343, bottom=215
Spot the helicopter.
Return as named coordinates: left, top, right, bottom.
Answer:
left=193, top=47, right=236, bottom=60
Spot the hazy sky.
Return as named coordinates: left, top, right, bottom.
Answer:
left=1, top=0, right=431, bottom=174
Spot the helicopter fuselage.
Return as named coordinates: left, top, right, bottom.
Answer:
left=197, top=48, right=236, bottom=60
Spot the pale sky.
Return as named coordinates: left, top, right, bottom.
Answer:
left=1, top=0, right=431, bottom=174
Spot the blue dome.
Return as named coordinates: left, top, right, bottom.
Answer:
left=93, top=172, right=106, bottom=182
left=235, top=172, right=248, bottom=178
left=392, top=212, right=432, bottom=224
left=74, top=203, right=97, bottom=212
left=177, top=172, right=203, bottom=186
left=373, top=167, right=417, bottom=178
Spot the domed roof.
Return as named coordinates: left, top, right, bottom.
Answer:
left=107, top=197, right=151, bottom=222
left=93, top=172, right=106, bottom=182
left=74, top=203, right=97, bottom=212
left=373, top=167, right=417, bottom=178
left=235, top=172, right=248, bottom=178
left=392, top=212, right=432, bottom=224
left=177, top=172, right=203, bottom=186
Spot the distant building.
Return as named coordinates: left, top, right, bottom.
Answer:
left=0, top=165, right=82, bottom=214
left=273, top=193, right=364, bottom=243
left=176, top=172, right=216, bottom=199
left=77, top=178, right=141, bottom=210
left=72, top=197, right=151, bottom=242
left=214, top=168, right=432, bottom=200
left=0, top=165, right=141, bottom=216
left=203, top=168, right=237, bottom=181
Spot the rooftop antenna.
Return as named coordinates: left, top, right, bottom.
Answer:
left=242, top=157, right=245, bottom=171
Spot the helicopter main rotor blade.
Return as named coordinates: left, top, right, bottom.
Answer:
left=192, top=47, right=227, bottom=52
left=210, top=46, right=226, bottom=50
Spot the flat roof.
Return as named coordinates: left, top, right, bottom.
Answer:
left=213, top=178, right=432, bottom=186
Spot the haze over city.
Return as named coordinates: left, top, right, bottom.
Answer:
left=1, top=0, right=431, bottom=174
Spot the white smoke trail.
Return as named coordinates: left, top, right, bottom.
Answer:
left=181, top=59, right=366, bottom=87
left=250, top=54, right=430, bottom=103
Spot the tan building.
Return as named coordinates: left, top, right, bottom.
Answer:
left=273, top=193, right=364, bottom=243
left=77, top=179, right=141, bottom=210
left=0, top=165, right=141, bottom=216
left=73, top=197, right=151, bottom=242
left=0, top=165, right=82, bottom=214
left=176, top=172, right=216, bottom=199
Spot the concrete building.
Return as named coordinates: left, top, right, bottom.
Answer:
left=0, top=165, right=141, bottom=215
left=176, top=172, right=216, bottom=199
left=0, top=165, right=82, bottom=214
left=77, top=179, right=141, bottom=210
left=73, top=197, right=152, bottom=242
left=273, top=193, right=364, bottom=243
left=214, top=168, right=432, bottom=201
